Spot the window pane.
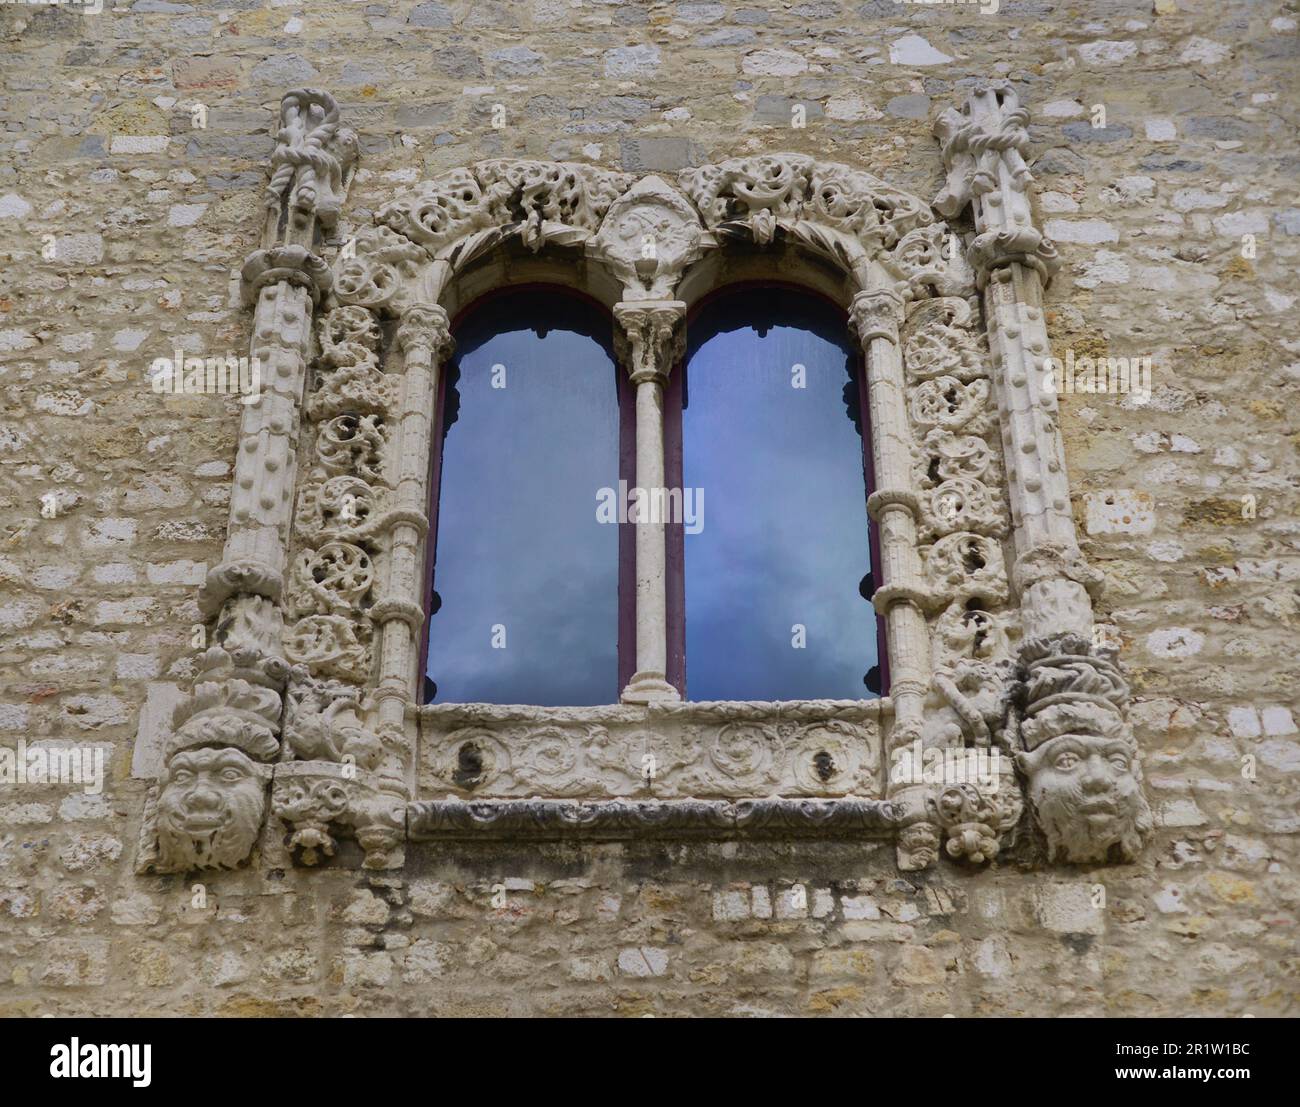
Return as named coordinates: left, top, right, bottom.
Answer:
left=426, top=292, right=621, bottom=705
left=682, top=288, right=878, bottom=701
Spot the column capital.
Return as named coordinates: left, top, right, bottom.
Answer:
left=849, top=287, right=905, bottom=347
left=396, top=303, right=454, bottom=360
left=614, top=300, right=686, bottom=387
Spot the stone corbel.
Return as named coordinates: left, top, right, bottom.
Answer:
left=139, top=89, right=357, bottom=875
left=935, top=83, right=1151, bottom=865
left=614, top=301, right=686, bottom=705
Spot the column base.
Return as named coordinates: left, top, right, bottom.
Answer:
left=620, top=672, right=681, bottom=705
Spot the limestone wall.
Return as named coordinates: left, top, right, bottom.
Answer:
left=0, top=0, right=1296, bottom=1016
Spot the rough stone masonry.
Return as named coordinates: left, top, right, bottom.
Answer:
left=0, top=0, right=1297, bottom=1017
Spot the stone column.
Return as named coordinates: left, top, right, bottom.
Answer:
left=935, top=82, right=1151, bottom=866
left=141, top=90, right=357, bottom=874
left=935, top=80, right=1098, bottom=642
left=614, top=301, right=685, bottom=705
left=849, top=280, right=938, bottom=871
left=371, top=304, right=454, bottom=779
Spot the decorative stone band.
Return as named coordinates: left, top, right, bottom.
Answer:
left=419, top=702, right=884, bottom=800
left=408, top=797, right=902, bottom=840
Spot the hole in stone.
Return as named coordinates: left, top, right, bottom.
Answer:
left=813, top=750, right=835, bottom=782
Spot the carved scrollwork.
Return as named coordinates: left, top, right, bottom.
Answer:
left=284, top=613, right=372, bottom=682
left=419, top=707, right=879, bottom=800
left=903, top=297, right=990, bottom=383
left=924, top=532, right=1009, bottom=608
left=289, top=541, right=374, bottom=619
left=680, top=153, right=933, bottom=258
left=316, top=413, right=389, bottom=482
left=333, top=225, right=426, bottom=315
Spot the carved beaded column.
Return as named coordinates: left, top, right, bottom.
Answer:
left=373, top=304, right=453, bottom=777
left=935, top=83, right=1152, bottom=865
left=614, top=301, right=685, bottom=705
left=139, top=89, right=357, bottom=874
left=934, top=81, right=1098, bottom=643
left=849, top=278, right=937, bottom=870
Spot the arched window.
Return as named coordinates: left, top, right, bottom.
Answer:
left=667, top=287, right=882, bottom=701
left=422, top=288, right=629, bottom=706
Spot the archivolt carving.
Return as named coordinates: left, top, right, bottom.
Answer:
left=138, top=84, right=1147, bottom=879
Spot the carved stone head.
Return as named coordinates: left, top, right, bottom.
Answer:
left=1017, top=702, right=1152, bottom=864
left=155, top=747, right=269, bottom=871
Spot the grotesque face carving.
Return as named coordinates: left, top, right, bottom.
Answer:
left=155, top=747, right=267, bottom=871
left=1017, top=731, right=1152, bottom=864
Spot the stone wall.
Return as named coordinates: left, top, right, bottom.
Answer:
left=0, top=0, right=1296, bottom=1016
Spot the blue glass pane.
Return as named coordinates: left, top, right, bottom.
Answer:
left=426, top=293, right=620, bottom=705
left=682, top=288, right=878, bottom=701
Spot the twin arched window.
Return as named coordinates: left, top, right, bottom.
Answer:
left=422, top=285, right=882, bottom=707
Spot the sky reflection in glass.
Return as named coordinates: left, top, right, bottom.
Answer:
left=682, top=289, right=878, bottom=701
left=425, top=293, right=620, bottom=705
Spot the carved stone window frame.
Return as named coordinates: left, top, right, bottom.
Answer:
left=136, top=84, right=1152, bottom=881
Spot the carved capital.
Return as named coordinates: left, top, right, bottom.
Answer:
left=198, top=559, right=283, bottom=618
left=396, top=303, right=454, bottom=361
left=849, top=287, right=905, bottom=347
left=614, top=301, right=686, bottom=387
left=240, top=244, right=332, bottom=307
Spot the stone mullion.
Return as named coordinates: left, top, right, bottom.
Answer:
left=371, top=305, right=453, bottom=786
left=615, top=301, right=684, bottom=705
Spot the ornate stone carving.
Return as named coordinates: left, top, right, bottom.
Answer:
left=333, top=225, right=426, bottom=315
left=240, top=244, right=332, bottom=307
left=139, top=86, right=1144, bottom=878
left=420, top=705, right=881, bottom=800
left=589, top=175, right=705, bottom=299
left=613, top=301, right=686, bottom=386
left=147, top=748, right=272, bottom=873
left=680, top=154, right=932, bottom=257
left=933, top=81, right=1059, bottom=286
left=1012, top=634, right=1152, bottom=864
left=408, top=796, right=899, bottom=839
left=378, top=160, right=634, bottom=263
left=266, top=88, right=358, bottom=236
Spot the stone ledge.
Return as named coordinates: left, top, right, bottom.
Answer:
left=407, top=797, right=902, bottom=840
